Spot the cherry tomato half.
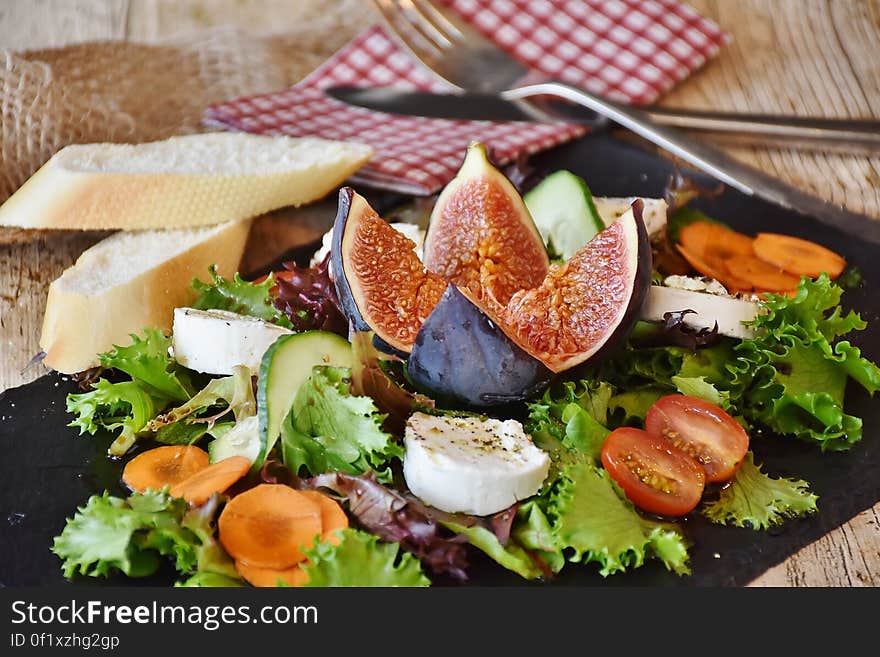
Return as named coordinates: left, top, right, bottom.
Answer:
left=600, top=427, right=706, bottom=517
left=645, top=395, right=749, bottom=483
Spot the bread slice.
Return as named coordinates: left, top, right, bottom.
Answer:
left=0, top=133, right=373, bottom=231
left=39, top=219, right=252, bottom=374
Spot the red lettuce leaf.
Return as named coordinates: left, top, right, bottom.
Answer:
left=273, top=253, right=348, bottom=335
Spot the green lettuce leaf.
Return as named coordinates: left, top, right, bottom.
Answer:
left=98, top=329, right=192, bottom=402
left=66, top=328, right=196, bottom=455
left=607, top=386, right=665, bottom=425
left=52, top=489, right=240, bottom=584
left=67, top=379, right=160, bottom=455
left=671, top=375, right=729, bottom=409
left=440, top=519, right=545, bottom=581
left=191, top=265, right=293, bottom=329
left=179, top=495, right=242, bottom=582
left=701, top=452, right=818, bottom=529
left=281, top=366, right=403, bottom=482
left=550, top=462, right=690, bottom=577
left=145, top=365, right=255, bottom=442
left=730, top=276, right=880, bottom=449
left=52, top=490, right=190, bottom=578
left=525, top=380, right=611, bottom=481
left=175, top=572, right=246, bottom=587
left=511, top=500, right=566, bottom=574
left=300, top=529, right=430, bottom=587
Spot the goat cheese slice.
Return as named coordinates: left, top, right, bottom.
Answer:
left=403, top=412, right=550, bottom=516
left=172, top=307, right=293, bottom=376
left=640, top=285, right=761, bottom=340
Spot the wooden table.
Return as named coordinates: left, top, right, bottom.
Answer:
left=1, top=0, right=878, bottom=587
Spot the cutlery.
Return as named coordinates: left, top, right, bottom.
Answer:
left=326, top=85, right=880, bottom=155
left=369, top=0, right=880, bottom=242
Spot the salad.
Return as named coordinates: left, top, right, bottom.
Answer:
left=51, top=143, right=880, bottom=587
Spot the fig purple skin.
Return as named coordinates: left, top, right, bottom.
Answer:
left=331, top=187, right=370, bottom=334
left=407, top=285, right=552, bottom=409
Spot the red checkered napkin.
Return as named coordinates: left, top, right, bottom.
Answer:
left=204, top=0, right=728, bottom=196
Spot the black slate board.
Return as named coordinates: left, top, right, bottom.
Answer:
left=2, top=132, right=878, bottom=587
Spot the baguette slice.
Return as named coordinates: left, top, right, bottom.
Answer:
left=0, top=133, right=373, bottom=230
left=39, top=219, right=252, bottom=374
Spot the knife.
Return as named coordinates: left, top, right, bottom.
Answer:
left=327, top=84, right=880, bottom=246
left=326, top=85, right=880, bottom=155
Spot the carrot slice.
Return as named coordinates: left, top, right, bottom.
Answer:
left=752, top=233, right=846, bottom=278
left=218, top=484, right=322, bottom=569
left=168, top=455, right=251, bottom=506
left=299, top=491, right=349, bottom=546
left=235, top=560, right=310, bottom=588
left=121, top=445, right=210, bottom=494
left=724, top=254, right=802, bottom=291
left=676, top=244, right=753, bottom=292
left=679, top=222, right=754, bottom=258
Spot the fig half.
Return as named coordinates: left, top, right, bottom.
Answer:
left=496, top=200, right=652, bottom=373
left=331, top=187, right=446, bottom=354
left=424, top=142, right=549, bottom=308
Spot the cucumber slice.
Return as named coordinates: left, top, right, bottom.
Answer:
left=208, top=415, right=260, bottom=464
left=255, top=331, right=353, bottom=470
left=524, top=170, right=604, bottom=261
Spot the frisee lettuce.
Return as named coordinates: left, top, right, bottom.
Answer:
left=701, top=452, right=818, bottom=529
left=550, top=462, right=691, bottom=576
left=67, top=329, right=198, bottom=454
left=731, top=275, right=880, bottom=450
left=98, top=329, right=192, bottom=402
left=191, top=265, right=293, bottom=329
left=145, top=365, right=255, bottom=433
left=51, top=490, right=240, bottom=584
left=281, top=366, right=403, bottom=483
left=299, top=529, right=430, bottom=587
left=67, top=379, right=161, bottom=455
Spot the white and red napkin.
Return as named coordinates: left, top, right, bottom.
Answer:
left=204, top=0, right=729, bottom=195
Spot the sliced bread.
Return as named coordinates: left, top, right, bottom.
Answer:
left=0, top=133, right=373, bottom=231
left=39, top=219, right=252, bottom=374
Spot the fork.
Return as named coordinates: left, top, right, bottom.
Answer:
left=369, top=0, right=880, bottom=240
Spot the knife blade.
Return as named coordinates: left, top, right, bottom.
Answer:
left=326, top=85, right=880, bottom=155
left=326, top=85, right=598, bottom=123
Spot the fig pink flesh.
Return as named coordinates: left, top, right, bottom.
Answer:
left=425, top=176, right=549, bottom=307
left=500, top=216, right=643, bottom=373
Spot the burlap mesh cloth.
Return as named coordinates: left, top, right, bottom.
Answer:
left=0, top=0, right=371, bottom=238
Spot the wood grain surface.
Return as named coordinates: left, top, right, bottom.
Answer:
left=0, top=0, right=878, bottom=587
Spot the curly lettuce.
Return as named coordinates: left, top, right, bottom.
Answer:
left=98, top=329, right=193, bottom=402
left=191, top=265, right=293, bottom=329
left=282, top=366, right=403, bottom=482
left=51, top=490, right=240, bottom=584
left=67, top=329, right=199, bottom=454
left=550, top=462, right=690, bottom=577
left=300, top=529, right=430, bottom=587
left=701, top=452, right=818, bottom=529
left=730, top=275, right=880, bottom=449
left=67, top=379, right=161, bottom=455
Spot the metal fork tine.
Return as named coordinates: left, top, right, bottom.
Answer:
left=410, top=0, right=464, bottom=45
left=394, top=0, right=453, bottom=54
left=371, top=0, right=445, bottom=61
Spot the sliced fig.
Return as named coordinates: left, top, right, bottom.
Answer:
left=408, top=285, right=551, bottom=408
left=331, top=187, right=447, bottom=353
left=423, top=142, right=549, bottom=309
left=497, top=200, right=652, bottom=374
